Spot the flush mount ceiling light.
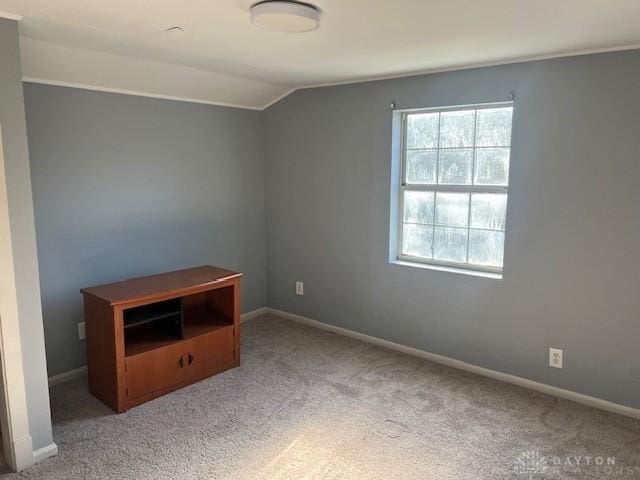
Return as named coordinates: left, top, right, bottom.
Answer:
left=250, top=1, right=321, bottom=33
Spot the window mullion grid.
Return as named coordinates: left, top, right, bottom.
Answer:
left=406, top=145, right=511, bottom=151
left=404, top=221, right=504, bottom=233
left=465, top=109, right=478, bottom=263
left=432, top=112, right=441, bottom=257
left=403, top=184, right=507, bottom=194
left=401, top=113, right=408, bottom=185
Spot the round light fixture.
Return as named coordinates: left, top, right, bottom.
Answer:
left=250, top=1, right=321, bottom=33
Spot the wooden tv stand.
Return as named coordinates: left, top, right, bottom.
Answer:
left=80, top=266, right=242, bottom=413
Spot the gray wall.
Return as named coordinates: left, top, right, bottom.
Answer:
left=22, top=49, right=640, bottom=411
left=24, top=83, right=267, bottom=377
left=264, top=50, right=640, bottom=409
left=0, top=19, right=53, bottom=451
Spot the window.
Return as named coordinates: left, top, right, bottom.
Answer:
left=397, top=103, right=513, bottom=275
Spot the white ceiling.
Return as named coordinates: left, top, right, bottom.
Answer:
left=2, top=0, right=640, bottom=109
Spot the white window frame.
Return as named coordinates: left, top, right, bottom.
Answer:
left=396, top=101, right=513, bottom=276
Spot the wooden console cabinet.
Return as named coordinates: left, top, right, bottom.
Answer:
left=80, top=266, right=242, bottom=413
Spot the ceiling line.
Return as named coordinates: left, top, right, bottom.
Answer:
left=18, top=39, right=640, bottom=111
left=295, top=43, right=640, bottom=91
left=21, top=77, right=264, bottom=111
left=260, top=87, right=298, bottom=110
left=0, top=11, right=23, bottom=21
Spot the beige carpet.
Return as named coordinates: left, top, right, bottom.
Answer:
left=4, top=313, right=640, bottom=479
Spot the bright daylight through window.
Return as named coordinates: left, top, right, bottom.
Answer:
left=398, top=103, right=513, bottom=274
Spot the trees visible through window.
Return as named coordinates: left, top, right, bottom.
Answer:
left=398, top=103, right=513, bottom=274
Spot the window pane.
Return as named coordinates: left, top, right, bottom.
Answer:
left=474, top=148, right=510, bottom=186
left=435, top=192, right=469, bottom=227
left=403, top=191, right=434, bottom=224
left=438, top=149, right=473, bottom=184
left=402, top=224, right=433, bottom=258
left=476, top=107, right=512, bottom=147
left=439, top=110, right=475, bottom=148
left=468, top=230, right=505, bottom=267
left=406, top=150, right=437, bottom=184
left=406, top=113, right=439, bottom=149
left=434, top=227, right=468, bottom=263
left=470, top=193, right=507, bottom=230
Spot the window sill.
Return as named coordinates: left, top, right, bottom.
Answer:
left=390, top=259, right=503, bottom=280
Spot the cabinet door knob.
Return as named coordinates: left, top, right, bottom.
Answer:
left=179, top=356, right=184, bottom=368
left=188, top=353, right=194, bottom=365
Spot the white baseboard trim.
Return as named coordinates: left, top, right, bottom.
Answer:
left=47, top=307, right=270, bottom=387
left=240, top=307, right=269, bottom=322
left=267, top=307, right=640, bottom=420
left=48, top=366, right=87, bottom=387
left=33, top=442, right=58, bottom=464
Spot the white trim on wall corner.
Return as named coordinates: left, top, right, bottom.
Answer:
left=22, top=78, right=263, bottom=111
left=0, top=12, right=22, bottom=21
left=259, top=44, right=640, bottom=111
left=295, top=44, right=640, bottom=92
left=20, top=43, right=640, bottom=112
left=266, top=307, right=640, bottom=420
left=10, top=434, right=33, bottom=472
left=33, top=443, right=58, bottom=464
left=47, top=307, right=270, bottom=386
left=0, top=126, right=38, bottom=472
left=260, top=87, right=297, bottom=110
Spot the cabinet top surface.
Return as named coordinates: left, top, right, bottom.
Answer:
left=80, top=265, right=242, bottom=305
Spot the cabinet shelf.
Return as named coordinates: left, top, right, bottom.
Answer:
left=124, top=310, right=182, bottom=329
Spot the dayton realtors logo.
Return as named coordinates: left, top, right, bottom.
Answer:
left=514, top=451, right=548, bottom=478
left=514, top=450, right=628, bottom=478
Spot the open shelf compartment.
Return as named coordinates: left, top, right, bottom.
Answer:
left=124, top=298, right=183, bottom=330
left=123, top=285, right=234, bottom=357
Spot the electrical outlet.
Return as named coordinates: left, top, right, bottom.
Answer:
left=549, top=347, right=563, bottom=369
left=78, top=322, right=86, bottom=341
left=295, top=281, right=304, bottom=296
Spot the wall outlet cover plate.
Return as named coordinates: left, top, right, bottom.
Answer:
left=549, top=347, right=563, bottom=369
